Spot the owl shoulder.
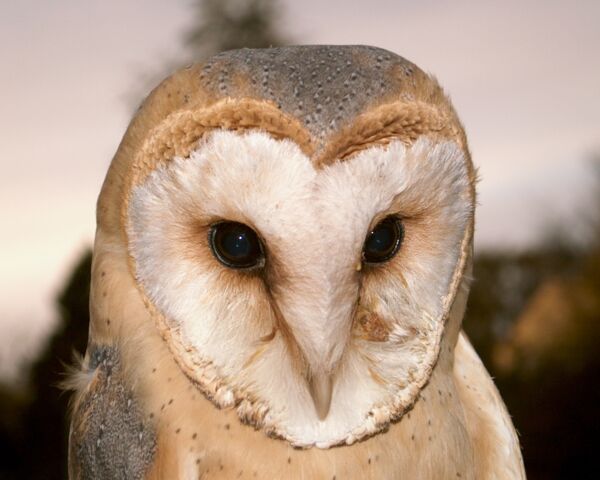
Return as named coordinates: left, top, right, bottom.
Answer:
left=454, top=332, right=526, bottom=479
left=68, top=344, right=157, bottom=480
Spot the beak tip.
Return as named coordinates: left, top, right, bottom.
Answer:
left=309, top=373, right=333, bottom=420
left=316, top=409, right=329, bottom=421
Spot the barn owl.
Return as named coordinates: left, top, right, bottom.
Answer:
left=68, top=45, right=525, bottom=479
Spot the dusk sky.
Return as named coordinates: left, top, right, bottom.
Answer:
left=1, top=0, right=599, bottom=376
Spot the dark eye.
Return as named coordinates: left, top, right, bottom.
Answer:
left=362, top=216, right=404, bottom=264
left=209, top=221, right=264, bottom=269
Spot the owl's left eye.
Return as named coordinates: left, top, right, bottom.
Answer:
left=362, top=215, right=404, bottom=264
left=209, top=221, right=264, bottom=269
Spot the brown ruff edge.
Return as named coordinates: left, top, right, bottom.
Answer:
left=315, top=100, right=461, bottom=166
left=119, top=95, right=476, bottom=447
left=120, top=97, right=314, bottom=235
left=137, top=97, right=313, bottom=176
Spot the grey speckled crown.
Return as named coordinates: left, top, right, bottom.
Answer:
left=198, top=45, right=420, bottom=145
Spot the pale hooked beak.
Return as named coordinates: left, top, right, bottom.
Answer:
left=308, top=371, right=333, bottom=420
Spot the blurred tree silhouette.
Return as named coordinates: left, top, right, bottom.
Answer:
left=0, top=250, right=91, bottom=480
left=184, top=0, right=288, bottom=59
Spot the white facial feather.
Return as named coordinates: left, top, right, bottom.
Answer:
left=127, top=130, right=471, bottom=447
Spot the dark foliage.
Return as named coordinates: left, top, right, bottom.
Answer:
left=500, top=357, right=600, bottom=480
left=0, top=251, right=91, bottom=480
left=464, top=244, right=600, bottom=480
left=463, top=245, right=581, bottom=365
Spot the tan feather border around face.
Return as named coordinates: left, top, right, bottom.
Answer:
left=120, top=96, right=471, bottom=241
left=315, top=101, right=463, bottom=166
left=121, top=97, right=466, bottom=205
left=120, top=97, right=475, bottom=446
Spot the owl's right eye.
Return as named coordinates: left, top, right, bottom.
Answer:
left=209, top=221, right=265, bottom=269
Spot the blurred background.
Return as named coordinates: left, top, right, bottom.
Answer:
left=0, top=0, right=599, bottom=478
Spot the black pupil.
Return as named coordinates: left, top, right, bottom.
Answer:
left=211, top=222, right=262, bottom=268
left=363, top=217, right=403, bottom=263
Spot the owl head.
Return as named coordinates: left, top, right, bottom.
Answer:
left=93, top=45, right=475, bottom=448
